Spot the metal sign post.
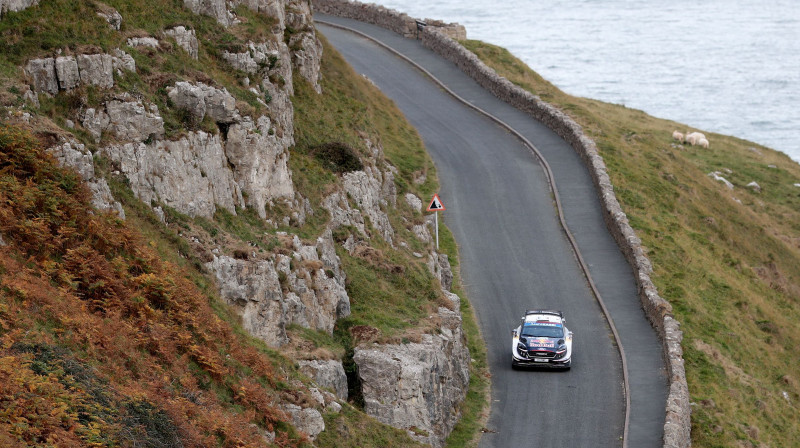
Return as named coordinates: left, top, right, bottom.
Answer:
left=426, top=194, right=446, bottom=250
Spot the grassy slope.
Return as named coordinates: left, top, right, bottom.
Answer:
left=0, top=1, right=490, bottom=445
left=462, top=40, right=800, bottom=447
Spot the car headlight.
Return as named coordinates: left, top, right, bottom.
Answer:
left=517, top=342, right=528, bottom=354
left=554, top=345, right=567, bottom=359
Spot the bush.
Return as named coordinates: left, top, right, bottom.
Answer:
left=309, top=142, right=363, bottom=173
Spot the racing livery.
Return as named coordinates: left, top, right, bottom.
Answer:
left=511, top=310, right=572, bottom=369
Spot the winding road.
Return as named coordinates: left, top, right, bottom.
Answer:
left=316, top=14, right=667, bottom=448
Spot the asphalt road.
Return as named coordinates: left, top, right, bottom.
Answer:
left=317, top=15, right=667, bottom=448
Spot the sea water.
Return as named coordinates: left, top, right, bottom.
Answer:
left=377, top=0, right=800, bottom=163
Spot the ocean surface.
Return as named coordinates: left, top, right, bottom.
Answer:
left=376, top=0, right=800, bottom=163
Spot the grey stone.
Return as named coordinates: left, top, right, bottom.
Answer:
left=327, top=401, right=342, bottom=414
left=55, top=56, right=80, bottom=91
left=82, top=108, right=110, bottom=143
left=225, top=115, right=294, bottom=217
left=405, top=193, right=423, bottom=212
left=96, top=7, right=122, bottom=30
left=206, top=233, right=349, bottom=347
left=23, top=89, right=39, bottom=108
left=183, top=0, right=230, bottom=26
left=354, top=307, right=469, bottom=448
left=101, top=132, right=244, bottom=218
left=342, top=166, right=395, bottom=244
left=111, top=48, right=136, bottom=74
left=77, top=54, right=114, bottom=89
left=167, top=81, right=239, bottom=123
left=164, top=26, right=199, bottom=59
left=48, top=140, right=125, bottom=219
left=297, top=360, right=348, bottom=400
left=708, top=171, right=734, bottom=190
left=0, top=0, right=39, bottom=17
left=24, top=58, right=58, bottom=95
left=283, top=404, right=324, bottom=440
left=105, top=98, right=164, bottom=142
left=287, top=25, right=322, bottom=93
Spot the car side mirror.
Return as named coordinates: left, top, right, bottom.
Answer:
left=512, top=329, right=518, bottom=337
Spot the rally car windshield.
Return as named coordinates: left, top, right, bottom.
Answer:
left=521, top=323, right=564, bottom=338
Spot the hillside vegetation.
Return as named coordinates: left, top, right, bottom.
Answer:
left=462, top=40, right=800, bottom=447
left=0, top=0, right=489, bottom=446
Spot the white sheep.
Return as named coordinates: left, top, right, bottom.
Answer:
left=685, top=131, right=706, bottom=146
left=697, top=137, right=709, bottom=148
left=672, top=130, right=684, bottom=142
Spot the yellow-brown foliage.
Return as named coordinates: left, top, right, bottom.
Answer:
left=0, top=124, right=302, bottom=446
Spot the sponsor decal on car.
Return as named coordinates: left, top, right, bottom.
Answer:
left=533, top=321, right=562, bottom=327
left=530, top=338, right=555, bottom=348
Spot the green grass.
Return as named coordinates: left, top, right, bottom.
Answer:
left=463, top=39, right=800, bottom=447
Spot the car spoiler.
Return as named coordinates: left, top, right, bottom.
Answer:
left=524, top=309, right=563, bottom=318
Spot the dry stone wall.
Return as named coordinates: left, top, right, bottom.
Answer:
left=312, top=2, right=691, bottom=447
left=313, top=0, right=465, bottom=40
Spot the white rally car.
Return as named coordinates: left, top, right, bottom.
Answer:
left=511, top=310, right=573, bottom=369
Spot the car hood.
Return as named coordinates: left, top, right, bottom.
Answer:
left=521, top=336, right=562, bottom=350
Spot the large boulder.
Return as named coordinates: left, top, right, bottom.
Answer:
left=354, top=307, right=470, bottom=447
left=283, top=404, right=324, bottom=440
left=167, top=81, right=239, bottom=124
left=297, top=360, right=348, bottom=400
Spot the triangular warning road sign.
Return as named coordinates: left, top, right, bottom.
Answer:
left=427, top=194, right=446, bottom=212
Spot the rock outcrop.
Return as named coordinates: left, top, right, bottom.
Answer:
left=164, top=26, right=199, bottom=59
left=82, top=95, right=164, bottom=143
left=25, top=51, right=133, bottom=95
left=323, top=138, right=398, bottom=244
left=298, top=359, right=348, bottom=400
left=354, top=306, right=470, bottom=448
left=96, top=4, right=122, bottom=30
left=48, top=140, right=125, bottom=219
left=167, top=81, right=240, bottom=124
left=0, top=0, right=38, bottom=17
left=183, top=0, right=232, bottom=26
left=101, top=79, right=295, bottom=219
left=208, top=230, right=350, bottom=347
left=101, top=131, right=245, bottom=218
left=283, top=404, right=325, bottom=440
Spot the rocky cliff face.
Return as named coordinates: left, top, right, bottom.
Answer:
left=354, top=301, right=470, bottom=448
left=208, top=230, right=350, bottom=347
